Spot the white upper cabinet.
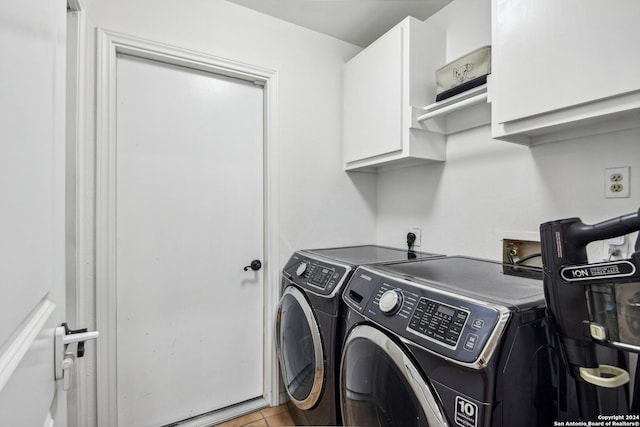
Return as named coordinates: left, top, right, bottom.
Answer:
left=490, top=0, right=640, bottom=145
left=343, top=17, right=446, bottom=171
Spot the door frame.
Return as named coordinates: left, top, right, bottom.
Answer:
left=66, top=3, right=90, bottom=427
left=95, top=29, right=281, bottom=426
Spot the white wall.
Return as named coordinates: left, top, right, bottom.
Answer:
left=76, top=0, right=374, bottom=424
left=81, top=0, right=374, bottom=255
left=376, top=0, right=640, bottom=261
left=377, top=125, right=640, bottom=259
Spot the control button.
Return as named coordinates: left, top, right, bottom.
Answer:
left=296, top=262, right=307, bottom=277
left=464, top=333, right=478, bottom=351
left=379, top=290, right=403, bottom=315
left=589, top=323, right=608, bottom=341
left=471, top=319, right=484, bottom=330
left=456, top=312, right=468, bottom=321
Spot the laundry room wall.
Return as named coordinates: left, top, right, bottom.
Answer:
left=375, top=0, right=640, bottom=260
left=76, top=0, right=374, bottom=424
left=81, top=0, right=374, bottom=255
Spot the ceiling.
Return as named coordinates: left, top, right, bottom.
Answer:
left=224, top=0, right=452, bottom=47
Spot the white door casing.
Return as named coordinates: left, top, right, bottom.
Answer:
left=0, top=0, right=67, bottom=425
left=95, top=30, right=281, bottom=426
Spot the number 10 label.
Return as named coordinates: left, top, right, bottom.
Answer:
left=455, top=396, right=478, bottom=427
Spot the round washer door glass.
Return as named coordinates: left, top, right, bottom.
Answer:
left=276, top=285, right=324, bottom=409
left=340, top=325, right=447, bottom=427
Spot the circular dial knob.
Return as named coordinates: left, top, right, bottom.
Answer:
left=296, top=262, right=308, bottom=277
left=379, top=290, right=403, bottom=315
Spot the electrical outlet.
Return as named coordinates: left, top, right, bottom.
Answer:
left=405, top=227, right=422, bottom=249
left=604, top=166, right=630, bottom=198
left=602, top=236, right=628, bottom=260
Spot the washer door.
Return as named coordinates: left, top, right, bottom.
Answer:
left=340, top=325, right=448, bottom=427
left=275, top=285, right=324, bottom=410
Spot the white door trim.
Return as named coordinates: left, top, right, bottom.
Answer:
left=95, top=29, right=281, bottom=426
left=65, top=3, right=90, bottom=425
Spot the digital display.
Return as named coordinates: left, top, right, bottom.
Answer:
left=438, top=305, right=455, bottom=317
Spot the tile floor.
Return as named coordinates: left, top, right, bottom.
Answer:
left=211, top=404, right=295, bottom=427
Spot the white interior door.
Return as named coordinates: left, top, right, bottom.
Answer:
left=114, top=54, right=265, bottom=427
left=0, top=0, right=67, bottom=425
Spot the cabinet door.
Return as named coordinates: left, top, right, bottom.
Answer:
left=492, top=0, right=640, bottom=124
left=344, top=25, right=403, bottom=163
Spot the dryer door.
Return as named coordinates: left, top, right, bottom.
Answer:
left=340, top=325, right=448, bottom=427
left=275, top=285, right=324, bottom=410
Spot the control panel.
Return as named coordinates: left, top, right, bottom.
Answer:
left=343, top=267, right=510, bottom=366
left=282, top=252, right=352, bottom=297
left=409, top=298, right=469, bottom=349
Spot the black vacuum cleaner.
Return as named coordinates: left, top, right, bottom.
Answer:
left=540, top=209, right=640, bottom=420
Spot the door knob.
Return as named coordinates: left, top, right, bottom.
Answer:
left=54, top=323, right=100, bottom=385
left=243, top=260, right=262, bottom=271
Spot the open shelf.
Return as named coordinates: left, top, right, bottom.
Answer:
left=413, top=85, right=490, bottom=135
